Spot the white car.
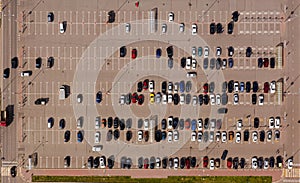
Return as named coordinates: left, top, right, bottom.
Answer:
left=252, top=157, right=258, bottom=169
left=221, top=131, right=227, bottom=142
left=237, top=119, right=243, bottom=131
left=275, top=116, right=280, bottom=129
left=168, top=12, right=174, bottom=22
left=192, top=47, right=197, bottom=58
left=125, top=23, right=130, bottom=33
left=204, top=46, right=209, bottom=58
left=186, top=57, right=191, bottom=69
left=267, top=130, right=272, bottom=142
left=234, top=82, right=239, bottom=92
left=252, top=131, right=258, bottom=142
left=235, top=132, right=241, bottom=143
left=144, top=119, right=149, bottom=130
left=192, top=95, right=198, bottom=106
left=162, top=24, right=167, bottom=33
left=162, top=94, right=167, bottom=104
left=198, top=118, right=203, bottom=131
left=180, top=94, right=185, bottom=105
left=168, top=82, right=173, bottom=93
left=138, top=130, right=143, bottom=141
left=197, top=131, right=202, bottom=142
left=186, top=72, right=197, bottom=78
left=173, top=130, right=179, bottom=141
left=99, top=156, right=106, bottom=168
left=95, top=117, right=100, bottom=129
left=156, top=157, right=161, bottom=168
left=274, top=130, right=280, bottom=141
left=258, top=94, right=264, bottom=105
left=94, top=132, right=100, bottom=143
left=270, top=81, right=276, bottom=94
left=288, top=158, right=293, bottom=169
left=215, top=131, right=221, bottom=142
left=233, top=93, right=239, bottom=105
left=173, top=157, right=179, bottom=169
left=210, top=159, right=215, bottom=170
left=216, top=94, right=221, bottom=105
left=191, top=131, right=196, bottom=141
left=119, top=95, right=125, bottom=105
left=216, top=47, right=222, bottom=57
left=264, top=159, right=269, bottom=169
left=192, top=23, right=197, bottom=35
left=167, top=94, right=173, bottom=103
left=167, top=116, right=173, bottom=129
left=191, top=59, right=197, bottom=70
left=210, top=94, right=215, bottom=105
left=59, top=22, right=65, bottom=33
left=179, top=23, right=185, bottom=32
left=222, top=59, right=227, bottom=69
left=269, top=117, right=275, bottom=129
left=174, top=82, right=179, bottom=93
left=168, top=131, right=173, bottom=142
left=149, top=80, right=155, bottom=92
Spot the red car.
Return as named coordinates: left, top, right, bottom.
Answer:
left=263, top=58, right=269, bottom=67
left=203, top=156, right=208, bottom=168
left=138, top=94, right=144, bottom=105
left=264, top=82, right=269, bottom=93
left=185, top=158, right=190, bottom=169
left=227, top=157, right=232, bottom=169
left=143, top=79, right=149, bottom=90
left=203, top=83, right=208, bottom=94
left=132, top=49, right=137, bottom=59
left=131, top=92, right=138, bottom=103
left=144, top=158, right=149, bottom=169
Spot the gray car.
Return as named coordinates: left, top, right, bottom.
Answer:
left=155, top=92, right=162, bottom=103
left=210, top=58, right=215, bottom=69
left=203, top=58, right=209, bottom=69
left=186, top=81, right=192, bottom=92
left=209, top=82, right=215, bottom=93
left=204, top=131, right=209, bottom=142
left=179, top=80, right=185, bottom=93
left=185, top=94, right=191, bottom=104
left=179, top=119, right=184, bottom=130
left=209, top=131, right=214, bottom=142
left=138, top=119, right=143, bottom=128
left=168, top=58, right=173, bottom=69
left=221, top=93, right=228, bottom=105
left=222, top=82, right=227, bottom=92
left=125, top=93, right=131, bottom=105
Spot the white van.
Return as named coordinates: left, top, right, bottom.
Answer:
left=92, top=145, right=103, bottom=152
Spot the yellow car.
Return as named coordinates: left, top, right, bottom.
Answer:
left=150, top=93, right=155, bottom=104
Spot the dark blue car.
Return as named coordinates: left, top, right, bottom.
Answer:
left=77, top=131, right=83, bottom=142
left=96, top=91, right=102, bottom=103
left=156, top=48, right=162, bottom=58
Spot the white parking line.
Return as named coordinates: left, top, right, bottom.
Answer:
left=76, top=11, right=78, bottom=35
left=88, top=11, right=90, bottom=35
left=93, top=11, right=97, bottom=35
left=34, top=11, right=37, bottom=35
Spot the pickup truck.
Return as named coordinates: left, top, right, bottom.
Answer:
left=59, top=86, right=66, bottom=100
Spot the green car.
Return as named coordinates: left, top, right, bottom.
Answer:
left=198, top=47, right=203, bottom=57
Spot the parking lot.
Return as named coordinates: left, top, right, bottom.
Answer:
left=2, top=0, right=299, bottom=181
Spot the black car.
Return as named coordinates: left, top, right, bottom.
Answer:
left=48, top=12, right=54, bottom=22
left=228, top=46, right=234, bottom=57
left=181, top=57, right=186, bottom=68
left=59, top=119, right=65, bottom=129
left=203, top=95, right=209, bottom=105
left=162, top=157, right=168, bottom=169
left=244, top=130, right=249, bottom=141
left=228, top=57, right=234, bottom=68
left=233, top=157, right=239, bottom=169
left=93, top=157, right=100, bottom=168
left=10, top=166, right=17, bottom=177
left=107, top=10, right=115, bottom=23
left=246, top=81, right=251, bottom=92
left=150, top=157, right=155, bottom=169
left=232, top=11, right=239, bottom=22
left=169, top=158, right=174, bottom=168
left=108, top=156, right=115, bottom=169
left=161, top=81, right=167, bottom=94
left=36, top=57, right=42, bottom=68
left=47, top=57, right=54, bottom=68
left=216, top=58, right=221, bottom=70
left=125, top=158, right=132, bottom=169
left=258, top=157, right=264, bottom=169
left=155, top=130, right=162, bottom=142
left=210, top=23, right=216, bottom=34
left=172, top=117, right=179, bottom=129
left=119, top=119, right=125, bottom=130
left=113, top=117, right=119, bottom=128
left=11, top=57, right=18, bottom=68
left=113, top=129, right=120, bottom=140
left=77, top=131, right=83, bottom=142
left=204, top=118, right=209, bottom=129
left=161, top=131, right=167, bottom=140
left=166, top=46, right=173, bottom=58
left=198, top=94, right=203, bottom=105
left=252, top=94, right=257, bottom=105
left=106, top=130, right=113, bottom=141
left=221, top=150, right=228, bottom=160
left=276, top=156, right=282, bottom=168
left=138, top=157, right=143, bottom=169
left=161, top=119, right=166, bottom=130
left=64, top=156, right=71, bottom=168
left=258, top=58, right=263, bottom=68
left=253, top=81, right=258, bottom=92
left=269, top=156, right=275, bottom=168
left=180, top=157, right=185, bottom=169
left=270, top=57, right=275, bottom=68
left=227, top=21, right=234, bottom=34
left=259, top=130, right=265, bottom=142
left=137, top=81, right=143, bottom=92
left=126, top=131, right=132, bottom=141
left=254, top=117, right=259, bottom=128
left=173, top=93, right=179, bottom=105
left=240, top=158, right=245, bottom=168
left=120, top=46, right=127, bottom=57
left=191, top=157, right=196, bottom=168
left=246, top=47, right=252, bottom=57
left=216, top=23, right=223, bottom=33
left=107, top=117, right=113, bottom=128
left=87, top=156, right=93, bottom=168
left=228, top=80, right=234, bottom=93
left=3, top=68, right=10, bottom=79
left=137, top=94, right=144, bottom=105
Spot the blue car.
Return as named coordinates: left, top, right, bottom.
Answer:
left=77, top=131, right=83, bottom=142
left=240, top=82, right=245, bottom=92
left=156, top=48, right=162, bottom=58
left=191, top=119, right=197, bottom=131
left=198, top=47, right=203, bottom=57
left=96, top=91, right=102, bottom=103
left=228, top=58, right=234, bottom=68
